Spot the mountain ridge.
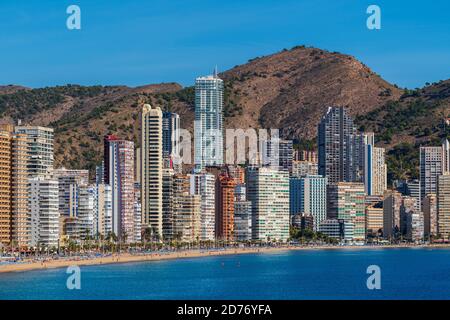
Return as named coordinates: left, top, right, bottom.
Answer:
left=0, top=45, right=448, bottom=182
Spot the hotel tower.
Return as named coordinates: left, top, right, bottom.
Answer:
left=194, top=69, right=224, bottom=170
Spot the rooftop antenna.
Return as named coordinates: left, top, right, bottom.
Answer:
left=213, top=65, right=218, bottom=78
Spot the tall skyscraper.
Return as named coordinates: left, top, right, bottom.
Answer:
left=162, top=112, right=180, bottom=164
left=364, top=137, right=387, bottom=196
left=10, top=131, right=30, bottom=248
left=327, top=182, right=366, bottom=241
left=141, top=104, right=163, bottom=238
left=216, top=172, right=236, bottom=241
left=103, top=134, right=119, bottom=184
left=189, top=172, right=215, bottom=241
left=194, top=70, right=224, bottom=169
left=318, top=107, right=356, bottom=183
left=246, top=167, right=290, bottom=241
left=290, top=175, right=327, bottom=231
left=437, top=174, right=450, bottom=238
left=107, top=139, right=136, bottom=242
left=420, top=141, right=450, bottom=204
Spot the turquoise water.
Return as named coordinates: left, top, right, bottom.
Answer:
left=1, top=248, right=450, bottom=299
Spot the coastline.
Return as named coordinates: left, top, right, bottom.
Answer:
left=1, top=244, right=449, bottom=274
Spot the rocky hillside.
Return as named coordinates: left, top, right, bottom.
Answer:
left=356, top=79, right=450, bottom=182
left=0, top=45, right=448, bottom=182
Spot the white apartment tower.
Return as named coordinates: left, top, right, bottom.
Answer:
left=246, top=167, right=290, bottom=242
left=194, top=69, right=224, bottom=170
left=29, top=177, right=59, bottom=248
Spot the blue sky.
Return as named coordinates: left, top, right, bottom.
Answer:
left=0, top=0, right=449, bottom=88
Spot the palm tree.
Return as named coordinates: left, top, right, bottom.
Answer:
left=142, top=227, right=152, bottom=250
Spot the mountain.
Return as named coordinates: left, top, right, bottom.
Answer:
left=0, top=45, right=448, bottom=182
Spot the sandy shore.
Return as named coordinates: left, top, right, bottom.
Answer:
left=1, top=244, right=449, bottom=274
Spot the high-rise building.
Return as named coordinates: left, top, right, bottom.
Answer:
left=437, top=174, right=450, bottom=238
left=383, top=190, right=403, bottom=240
left=423, top=193, right=437, bottom=238
left=420, top=143, right=448, bottom=205
left=246, top=167, right=290, bottom=241
left=29, top=177, right=59, bottom=248
left=216, top=173, right=236, bottom=241
left=15, top=126, right=54, bottom=177
left=189, top=172, right=215, bottom=241
left=162, top=112, right=180, bottom=165
left=327, top=182, right=366, bottom=242
left=10, top=131, right=30, bottom=247
left=173, top=192, right=201, bottom=242
left=318, top=107, right=357, bottom=183
left=77, top=184, right=95, bottom=238
left=0, top=131, right=11, bottom=246
left=194, top=70, right=224, bottom=169
left=141, top=104, right=163, bottom=238
left=93, top=183, right=112, bottom=236
left=364, top=140, right=387, bottom=196
left=290, top=175, right=327, bottom=231
left=234, top=184, right=252, bottom=242
left=103, top=134, right=119, bottom=184
left=133, top=182, right=142, bottom=243
left=162, top=168, right=174, bottom=241
left=107, top=139, right=135, bottom=242
left=53, top=168, right=89, bottom=217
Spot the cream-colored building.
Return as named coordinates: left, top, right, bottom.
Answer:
left=11, top=132, right=30, bottom=248
left=364, top=145, right=387, bottom=196
left=141, top=104, right=163, bottom=237
left=423, top=193, right=438, bottom=238
left=437, top=174, right=450, bottom=238
left=366, top=204, right=383, bottom=236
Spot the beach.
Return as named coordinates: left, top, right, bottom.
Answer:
left=1, top=244, right=449, bottom=274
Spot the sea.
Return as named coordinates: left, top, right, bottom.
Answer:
left=1, top=247, right=450, bottom=299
